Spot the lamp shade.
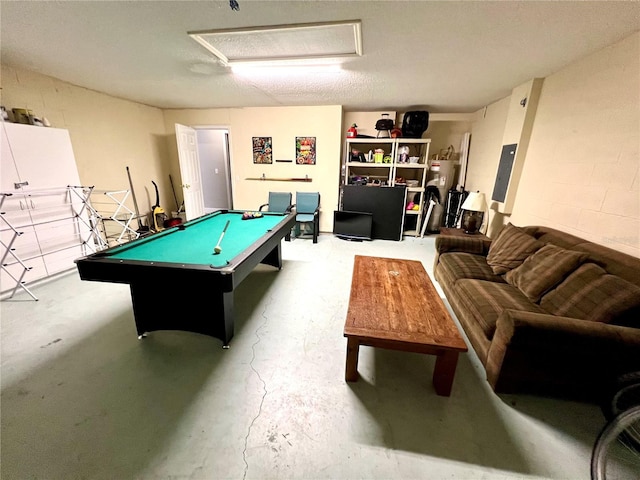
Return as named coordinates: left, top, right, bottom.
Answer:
left=461, top=192, right=486, bottom=212
left=460, top=191, right=486, bottom=234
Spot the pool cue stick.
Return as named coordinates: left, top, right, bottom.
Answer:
left=126, top=166, right=143, bottom=230
left=213, top=220, right=230, bottom=254
left=127, top=166, right=149, bottom=233
left=169, top=174, right=181, bottom=215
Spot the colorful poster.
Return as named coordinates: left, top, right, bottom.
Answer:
left=296, top=137, right=316, bottom=165
left=252, top=137, right=272, bottom=164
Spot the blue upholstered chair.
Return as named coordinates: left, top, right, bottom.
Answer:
left=259, top=191, right=293, bottom=241
left=293, top=192, right=320, bottom=243
left=259, top=191, right=293, bottom=213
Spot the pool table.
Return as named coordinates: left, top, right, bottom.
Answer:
left=75, top=210, right=296, bottom=347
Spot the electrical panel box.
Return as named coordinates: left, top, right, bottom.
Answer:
left=492, top=144, right=518, bottom=203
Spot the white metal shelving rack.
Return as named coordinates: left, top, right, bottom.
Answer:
left=342, top=137, right=431, bottom=237
left=0, top=185, right=103, bottom=300
left=89, top=189, right=139, bottom=246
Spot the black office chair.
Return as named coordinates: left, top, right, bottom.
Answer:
left=293, top=192, right=320, bottom=243
left=259, top=192, right=293, bottom=213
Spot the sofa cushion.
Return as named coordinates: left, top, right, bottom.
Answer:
left=438, top=252, right=506, bottom=286
left=540, top=263, right=640, bottom=324
left=436, top=234, right=490, bottom=256
left=505, top=244, right=588, bottom=302
left=486, top=223, right=544, bottom=275
left=455, top=279, right=546, bottom=339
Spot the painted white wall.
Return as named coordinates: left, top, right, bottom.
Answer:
left=467, top=32, right=639, bottom=257
left=465, top=100, right=510, bottom=236
left=424, top=119, right=472, bottom=165
left=163, top=106, right=343, bottom=233
left=512, top=32, right=639, bottom=257
left=0, top=65, right=170, bottom=221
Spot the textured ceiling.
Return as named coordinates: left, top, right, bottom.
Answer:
left=1, top=1, right=639, bottom=113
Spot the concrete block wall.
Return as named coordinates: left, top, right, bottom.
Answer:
left=511, top=32, right=639, bottom=257
left=1, top=65, right=169, bottom=215
left=464, top=32, right=639, bottom=258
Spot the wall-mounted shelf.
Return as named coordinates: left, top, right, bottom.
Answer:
left=246, top=174, right=312, bottom=182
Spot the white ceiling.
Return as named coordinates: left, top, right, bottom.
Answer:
left=1, top=1, right=639, bottom=113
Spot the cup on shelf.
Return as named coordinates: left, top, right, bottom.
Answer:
left=398, top=146, right=410, bottom=163
left=409, top=156, right=420, bottom=164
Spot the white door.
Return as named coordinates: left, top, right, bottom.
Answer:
left=175, top=123, right=205, bottom=220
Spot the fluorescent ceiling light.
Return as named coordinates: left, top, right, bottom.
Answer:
left=231, top=64, right=343, bottom=76
left=189, top=20, right=362, bottom=67
left=230, top=57, right=343, bottom=68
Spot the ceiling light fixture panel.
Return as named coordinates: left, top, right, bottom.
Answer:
left=189, top=20, right=362, bottom=67
left=231, top=64, right=343, bottom=76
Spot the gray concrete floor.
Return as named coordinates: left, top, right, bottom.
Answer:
left=1, top=234, right=603, bottom=479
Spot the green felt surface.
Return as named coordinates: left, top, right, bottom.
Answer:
left=107, top=211, right=285, bottom=267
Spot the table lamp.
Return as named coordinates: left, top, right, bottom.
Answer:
left=460, top=191, right=486, bottom=234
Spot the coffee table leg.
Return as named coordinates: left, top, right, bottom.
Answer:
left=433, top=351, right=459, bottom=396
left=345, top=337, right=360, bottom=382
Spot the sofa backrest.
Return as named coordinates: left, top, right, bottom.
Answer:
left=522, top=226, right=640, bottom=289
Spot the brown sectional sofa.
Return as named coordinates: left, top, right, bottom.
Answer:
left=433, top=224, right=640, bottom=401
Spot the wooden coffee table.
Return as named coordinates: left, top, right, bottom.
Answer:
left=343, top=255, right=467, bottom=396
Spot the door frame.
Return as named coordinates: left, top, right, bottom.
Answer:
left=193, top=125, right=234, bottom=211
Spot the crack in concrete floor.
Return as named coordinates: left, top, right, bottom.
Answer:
left=242, top=296, right=271, bottom=480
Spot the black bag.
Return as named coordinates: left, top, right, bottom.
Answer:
left=402, top=111, right=429, bottom=138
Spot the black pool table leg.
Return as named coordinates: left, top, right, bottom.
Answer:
left=129, top=282, right=236, bottom=348
left=221, top=291, right=234, bottom=348
left=130, top=284, right=150, bottom=339
left=261, top=244, right=282, bottom=269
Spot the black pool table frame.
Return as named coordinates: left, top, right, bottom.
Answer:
left=75, top=210, right=296, bottom=347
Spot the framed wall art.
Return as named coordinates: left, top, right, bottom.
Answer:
left=252, top=137, right=273, bottom=164
left=295, top=137, right=316, bottom=165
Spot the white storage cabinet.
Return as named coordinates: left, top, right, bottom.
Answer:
left=1, top=122, right=94, bottom=299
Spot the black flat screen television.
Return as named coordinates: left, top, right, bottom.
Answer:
left=333, top=210, right=373, bottom=241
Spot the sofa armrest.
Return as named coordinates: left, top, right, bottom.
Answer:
left=435, top=235, right=490, bottom=256
left=486, top=309, right=640, bottom=396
